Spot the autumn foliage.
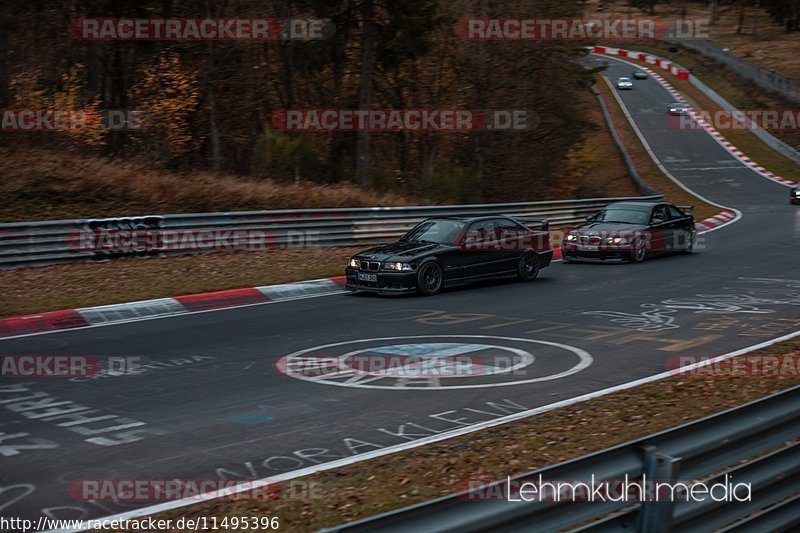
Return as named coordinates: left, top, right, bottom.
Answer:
left=2, top=0, right=601, bottom=204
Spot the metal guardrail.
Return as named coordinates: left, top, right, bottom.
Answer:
left=0, top=195, right=662, bottom=268
left=591, top=84, right=657, bottom=196
left=327, top=385, right=800, bottom=532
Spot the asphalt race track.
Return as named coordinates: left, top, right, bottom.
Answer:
left=1, top=57, right=798, bottom=523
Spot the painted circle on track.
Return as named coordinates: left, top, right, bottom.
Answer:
left=275, top=335, right=593, bottom=390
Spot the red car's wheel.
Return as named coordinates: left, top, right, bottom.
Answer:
left=517, top=252, right=540, bottom=281
left=630, top=238, right=647, bottom=263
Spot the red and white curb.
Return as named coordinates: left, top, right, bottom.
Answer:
left=0, top=277, right=346, bottom=339
left=594, top=46, right=797, bottom=189
left=594, top=45, right=691, bottom=79
left=695, top=209, right=737, bottom=231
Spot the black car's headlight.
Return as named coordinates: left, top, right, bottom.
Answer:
left=384, top=262, right=415, bottom=271
left=565, top=233, right=577, bottom=242
left=605, top=236, right=630, bottom=245
left=348, top=258, right=359, bottom=268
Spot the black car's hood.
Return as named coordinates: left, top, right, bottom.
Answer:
left=356, top=240, right=442, bottom=261
left=573, top=222, right=648, bottom=235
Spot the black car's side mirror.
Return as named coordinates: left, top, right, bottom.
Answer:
left=586, top=215, right=596, bottom=222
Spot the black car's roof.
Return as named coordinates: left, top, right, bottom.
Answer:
left=605, top=201, right=662, bottom=208
left=423, top=215, right=510, bottom=223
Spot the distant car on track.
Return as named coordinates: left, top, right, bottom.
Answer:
left=345, top=216, right=553, bottom=295
left=791, top=186, right=800, bottom=205
left=562, top=201, right=695, bottom=263
left=632, top=70, right=647, bottom=80
left=668, top=102, right=689, bottom=115
left=616, top=77, right=634, bottom=90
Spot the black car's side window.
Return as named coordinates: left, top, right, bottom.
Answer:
left=466, top=220, right=498, bottom=243
left=496, top=219, right=523, bottom=237
left=667, top=206, right=685, bottom=219
left=651, top=206, right=669, bottom=224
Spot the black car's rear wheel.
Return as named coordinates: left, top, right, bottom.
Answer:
left=417, top=262, right=443, bottom=296
left=517, top=252, right=540, bottom=281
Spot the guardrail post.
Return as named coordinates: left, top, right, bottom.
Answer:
left=636, top=445, right=681, bottom=533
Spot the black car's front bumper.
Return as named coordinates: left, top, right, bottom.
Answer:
left=344, top=268, right=418, bottom=294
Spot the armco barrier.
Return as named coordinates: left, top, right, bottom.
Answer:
left=591, top=84, right=657, bottom=196
left=0, top=195, right=661, bottom=269
left=327, top=385, right=800, bottom=532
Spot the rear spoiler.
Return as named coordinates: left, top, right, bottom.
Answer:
left=676, top=205, right=694, bottom=214
left=512, top=216, right=550, bottom=231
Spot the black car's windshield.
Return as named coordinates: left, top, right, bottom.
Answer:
left=594, top=206, right=649, bottom=224
left=401, top=219, right=466, bottom=244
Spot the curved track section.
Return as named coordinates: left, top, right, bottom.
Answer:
left=1, top=57, right=798, bottom=522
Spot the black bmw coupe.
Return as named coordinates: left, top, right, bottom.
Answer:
left=345, top=216, right=553, bottom=295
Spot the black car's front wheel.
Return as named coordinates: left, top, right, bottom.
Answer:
left=629, top=238, right=647, bottom=263
left=517, top=252, right=540, bottom=281
left=417, top=262, right=443, bottom=296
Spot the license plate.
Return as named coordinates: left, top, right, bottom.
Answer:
left=358, top=272, right=377, bottom=282
left=579, top=244, right=599, bottom=252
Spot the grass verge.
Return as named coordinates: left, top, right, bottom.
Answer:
left=120, top=336, right=800, bottom=532
left=0, top=248, right=353, bottom=318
